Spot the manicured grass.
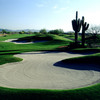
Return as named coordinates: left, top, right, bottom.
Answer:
left=61, top=34, right=82, bottom=41
left=0, top=34, right=72, bottom=51
left=0, top=83, right=100, bottom=100
left=0, top=55, right=23, bottom=65
left=71, top=48, right=100, bottom=53
left=0, top=34, right=35, bottom=41
left=0, top=39, right=71, bottom=53
left=0, top=34, right=100, bottom=100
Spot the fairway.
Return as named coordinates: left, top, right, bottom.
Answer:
left=0, top=51, right=100, bottom=89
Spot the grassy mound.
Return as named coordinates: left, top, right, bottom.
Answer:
left=15, top=34, right=53, bottom=42
left=14, top=34, right=73, bottom=42
left=62, top=53, right=100, bottom=66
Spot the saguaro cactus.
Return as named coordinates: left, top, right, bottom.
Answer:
left=72, top=11, right=81, bottom=44
left=81, top=16, right=89, bottom=47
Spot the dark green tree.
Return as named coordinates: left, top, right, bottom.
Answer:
left=72, top=11, right=81, bottom=44
left=19, top=31, right=25, bottom=34
left=40, top=29, right=47, bottom=34
left=2, top=29, right=7, bottom=34
left=49, top=29, right=64, bottom=35
left=81, top=16, right=89, bottom=47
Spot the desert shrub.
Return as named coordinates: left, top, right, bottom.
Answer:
left=85, top=34, right=100, bottom=47
left=67, top=42, right=84, bottom=49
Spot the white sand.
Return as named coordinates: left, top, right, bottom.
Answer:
left=0, top=51, right=100, bottom=90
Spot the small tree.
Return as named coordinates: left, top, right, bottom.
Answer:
left=86, top=25, right=100, bottom=36
left=86, top=25, right=100, bottom=47
left=40, top=29, right=47, bottom=34
left=19, top=31, right=25, bottom=34
left=2, top=29, right=7, bottom=34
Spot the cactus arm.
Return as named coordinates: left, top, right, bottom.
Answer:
left=85, top=23, right=89, bottom=30
left=72, top=20, right=77, bottom=31
left=76, top=11, right=78, bottom=21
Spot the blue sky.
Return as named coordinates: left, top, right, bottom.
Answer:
left=0, top=0, right=100, bottom=32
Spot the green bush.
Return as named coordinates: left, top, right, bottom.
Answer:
left=48, top=29, right=64, bottom=35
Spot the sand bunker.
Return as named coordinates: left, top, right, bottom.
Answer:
left=3, top=39, right=47, bottom=44
left=0, top=51, right=100, bottom=90
left=3, top=39, right=33, bottom=44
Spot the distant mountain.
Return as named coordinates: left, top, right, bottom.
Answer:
left=0, top=29, right=40, bottom=32
left=15, top=29, right=40, bottom=32
left=0, top=29, right=13, bottom=32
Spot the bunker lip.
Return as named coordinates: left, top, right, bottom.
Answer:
left=0, top=51, right=100, bottom=90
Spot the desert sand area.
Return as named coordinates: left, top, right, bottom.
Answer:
left=0, top=51, right=100, bottom=90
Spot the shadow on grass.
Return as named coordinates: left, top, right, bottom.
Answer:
left=69, top=48, right=100, bottom=54
left=66, top=51, right=97, bottom=55
left=2, top=50, right=96, bottom=56
left=0, top=50, right=20, bottom=52
left=54, top=61, right=100, bottom=72
left=0, top=49, right=37, bottom=55
left=0, top=50, right=23, bottom=55
left=12, top=40, right=48, bottom=43
left=0, top=50, right=60, bottom=55
left=22, top=51, right=97, bottom=56
left=17, top=51, right=63, bottom=55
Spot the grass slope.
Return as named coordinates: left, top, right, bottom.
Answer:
left=0, top=34, right=72, bottom=50
left=0, top=34, right=35, bottom=41
left=0, top=83, right=100, bottom=100
left=62, top=53, right=100, bottom=65
left=0, top=55, right=23, bottom=65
